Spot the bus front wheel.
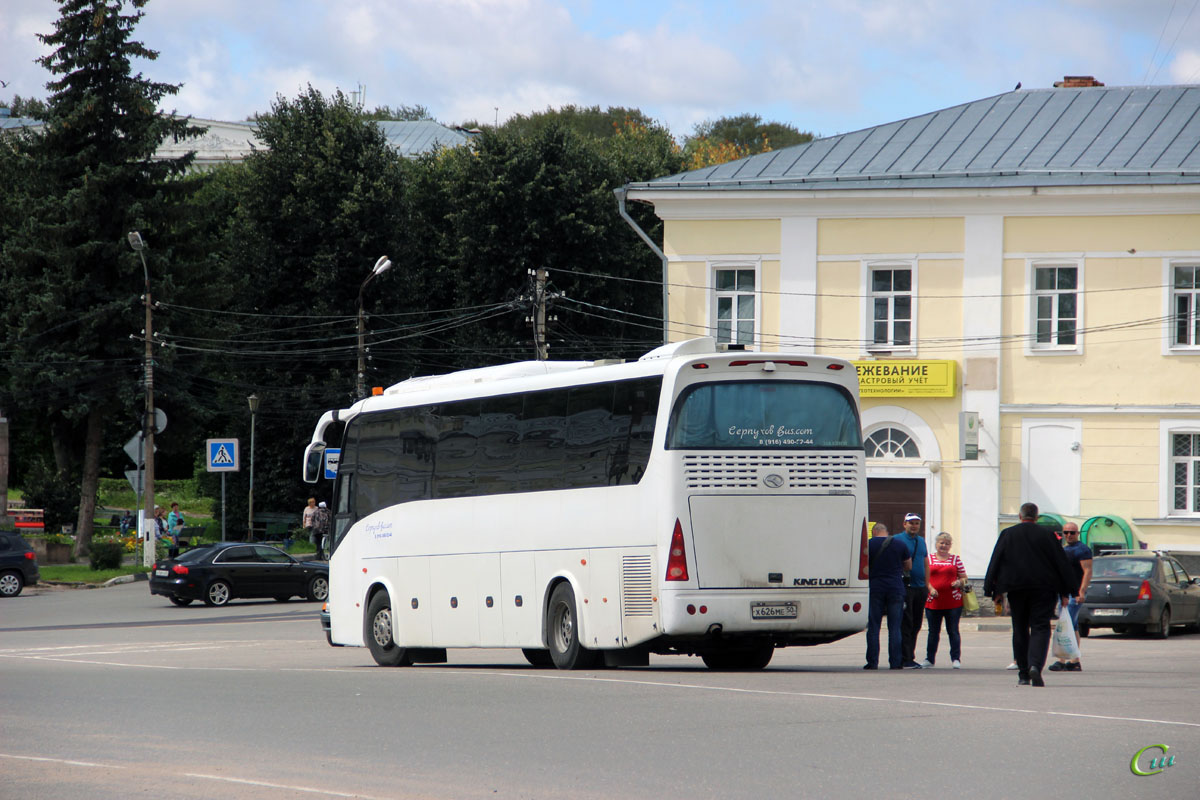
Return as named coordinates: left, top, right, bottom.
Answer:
left=366, top=592, right=413, bottom=667
left=547, top=583, right=597, bottom=670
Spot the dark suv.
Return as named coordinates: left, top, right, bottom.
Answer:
left=0, top=530, right=40, bottom=597
left=1078, top=551, right=1200, bottom=638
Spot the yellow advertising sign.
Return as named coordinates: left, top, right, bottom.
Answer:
left=852, top=360, right=957, bottom=397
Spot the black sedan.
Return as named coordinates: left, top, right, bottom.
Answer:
left=0, top=531, right=40, bottom=598
left=150, top=542, right=328, bottom=607
left=1078, top=551, right=1200, bottom=638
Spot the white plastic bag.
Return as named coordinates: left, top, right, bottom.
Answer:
left=1051, top=603, right=1080, bottom=661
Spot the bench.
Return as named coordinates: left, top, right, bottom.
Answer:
left=251, top=512, right=297, bottom=542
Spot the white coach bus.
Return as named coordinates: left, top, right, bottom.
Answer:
left=302, top=337, right=868, bottom=670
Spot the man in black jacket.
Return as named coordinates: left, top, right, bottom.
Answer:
left=983, top=502, right=1076, bottom=687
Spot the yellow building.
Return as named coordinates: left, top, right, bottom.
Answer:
left=624, top=80, right=1200, bottom=573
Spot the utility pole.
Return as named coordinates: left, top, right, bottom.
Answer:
left=522, top=268, right=562, bottom=362
left=0, top=407, right=9, bottom=524
left=128, top=232, right=155, bottom=568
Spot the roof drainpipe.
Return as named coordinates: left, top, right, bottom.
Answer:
left=614, top=187, right=669, bottom=345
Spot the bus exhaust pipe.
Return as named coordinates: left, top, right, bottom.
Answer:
left=707, top=623, right=723, bottom=637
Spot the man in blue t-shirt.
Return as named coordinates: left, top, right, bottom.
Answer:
left=865, top=522, right=914, bottom=670
left=898, top=513, right=929, bottom=668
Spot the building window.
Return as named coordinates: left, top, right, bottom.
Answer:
left=869, top=267, right=912, bottom=351
left=1172, top=265, right=1200, bottom=347
left=1032, top=264, right=1078, bottom=348
left=714, top=268, right=755, bottom=345
left=865, top=427, right=919, bottom=459
left=1172, top=432, right=1200, bottom=513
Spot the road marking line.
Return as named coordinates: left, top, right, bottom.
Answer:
left=0, top=753, right=123, bottom=768
left=430, top=668, right=1200, bottom=729
left=185, top=773, right=388, bottom=798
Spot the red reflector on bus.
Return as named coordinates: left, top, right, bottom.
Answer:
left=687, top=604, right=696, bottom=615
left=827, top=363, right=845, bottom=370
left=729, top=359, right=808, bottom=367
left=853, top=602, right=862, bottom=613
left=666, top=519, right=689, bottom=581
left=692, top=363, right=709, bottom=369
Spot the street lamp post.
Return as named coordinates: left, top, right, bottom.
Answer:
left=128, top=231, right=156, bottom=568
left=247, top=393, right=259, bottom=540
left=357, top=256, right=393, bottom=399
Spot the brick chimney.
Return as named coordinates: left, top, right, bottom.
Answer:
left=1054, top=76, right=1105, bottom=88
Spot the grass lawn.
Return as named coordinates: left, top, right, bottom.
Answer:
left=39, top=564, right=151, bottom=584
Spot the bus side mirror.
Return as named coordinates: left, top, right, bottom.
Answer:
left=303, top=443, right=326, bottom=484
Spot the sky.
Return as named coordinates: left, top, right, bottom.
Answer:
left=3, top=0, right=1200, bottom=140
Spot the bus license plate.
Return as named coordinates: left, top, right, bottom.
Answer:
left=1092, top=608, right=1123, bottom=616
left=751, top=602, right=797, bottom=620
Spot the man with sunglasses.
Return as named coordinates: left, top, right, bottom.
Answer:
left=1049, top=522, right=1091, bottom=672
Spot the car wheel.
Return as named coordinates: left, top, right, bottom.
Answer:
left=307, top=575, right=329, bottom=602
left=1153, top=607, right=1171, bottom=639
left=365, top=591, right=412, bottom=666
left=547, top=582, right=597, bottom=670
left=701, top=645, right=775, bottom=670
left=521, top=648, right=554, bottom=667
left=1078, top=624, right=1089, bottom=638
left=0, top=570, right=24, bottom=598
left=204, top=580, right=231, bottom=607
left=168, top=596, right=192, bottom=607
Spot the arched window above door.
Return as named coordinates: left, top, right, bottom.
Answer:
left=865, top=427, right=920, bottom=459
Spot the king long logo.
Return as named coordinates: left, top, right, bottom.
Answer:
left=763, top=473, right=785, bottom=488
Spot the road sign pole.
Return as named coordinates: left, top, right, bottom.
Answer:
left=221, top=473, right=226, bottom=542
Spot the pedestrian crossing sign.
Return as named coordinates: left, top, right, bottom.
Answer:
left=206, top=439, right=240, bottom=472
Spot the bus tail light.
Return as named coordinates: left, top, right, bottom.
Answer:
left=666, top=519, right=689, bottom=581
left=1138, top=580, right=1152, bottom=600
left=858, top=519, right=869, bottom=580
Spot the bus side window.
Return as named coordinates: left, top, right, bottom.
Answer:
left=434, top=399, right=479, bottom=499
left=610, top=378, right=661, bottom=485
left=565, top=384, right=614, bottom=489
left=521, top=389, right=567, bottom=492
left=477, top=394, right=523, bottom=496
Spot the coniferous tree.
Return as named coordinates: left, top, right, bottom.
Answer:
left=0, top=0, right=203, bottom=556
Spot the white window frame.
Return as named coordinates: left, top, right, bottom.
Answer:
left=1026, top=259, right=1083, bottom=356
left=862, top=260, right=917, bottom=357
left=1166, top=260, right=1200, bottom=353
left=1160, top=420, right=1200, bottom=518
left=710, top=260, right=760, bottom=347
left=863, top=424, right=921, bottom=460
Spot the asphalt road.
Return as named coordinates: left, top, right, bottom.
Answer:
left=2, top=581, right=1198, bottom=799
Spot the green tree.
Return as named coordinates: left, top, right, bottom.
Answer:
left=0, top=0, right=203, bottom=557
left=3, top=95, right=50, bottom=119
left=486, top=105, right=662, bottom=140
left=199, top=86, right=410, bottom=528
left=362, top=103, right=433, bottom=121
left=684, top=113, right=813, bottom=168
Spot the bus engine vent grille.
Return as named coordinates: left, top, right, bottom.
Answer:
left=682, top=454, right=860, bottom=490
left=621, top=555, right=655, bottom=617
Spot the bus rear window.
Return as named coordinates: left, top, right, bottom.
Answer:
left=666, top=380, right=862, bottom=450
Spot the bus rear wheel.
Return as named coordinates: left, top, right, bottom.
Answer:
left=547, top=583, right=596, bottom=670
left=366, top=592, right=413, bottom=667
left=701, top=644, right=774, bottom=670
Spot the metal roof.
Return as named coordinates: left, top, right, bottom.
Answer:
left=632, top=85, right=1200, bottom=192
left=374, top=120, right=473, bottom=159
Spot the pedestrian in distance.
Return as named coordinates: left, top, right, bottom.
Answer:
left=302, top=497, right=318, bottom=544
left=898, top=512, right=929, bottom=669
left=119, top=509, right=134, bottom=537
left=166, top=502, right=185, bottom=558
left=153, top=506, right=167, bottom=553
left=983, top=502, right=1076, bottom=687
left=921, top=532, right=969, bottom=668
left=1049, top=522, right=1092, bottom=672
left=312, top=501, right=331, bottom=560
left=864, top=522, right=913, bottom=670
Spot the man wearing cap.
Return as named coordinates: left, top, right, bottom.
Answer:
left=984, top=502, right=1076, bottom=687
left=898, top=513, right=929, bottom=668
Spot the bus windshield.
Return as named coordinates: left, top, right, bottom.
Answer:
left=666, top=380, right=862, bottom=450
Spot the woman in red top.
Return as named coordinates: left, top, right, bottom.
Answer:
left=923, top=532, right=969, bottom=668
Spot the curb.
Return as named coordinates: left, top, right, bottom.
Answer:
left=42, top=572, right=149, bottom=589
